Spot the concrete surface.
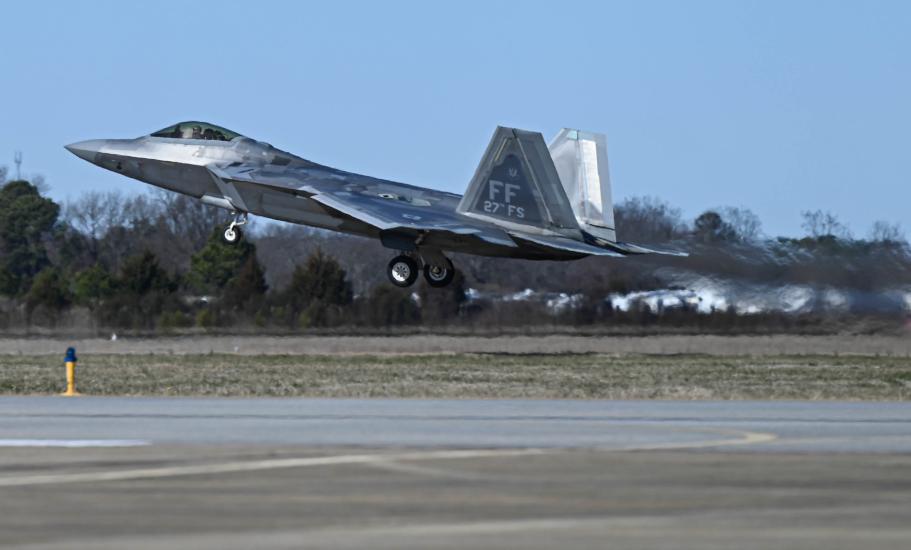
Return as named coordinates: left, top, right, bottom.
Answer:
left=1, top=397, right=910, bottom=549
left=1, top=397, right=910, bottom=452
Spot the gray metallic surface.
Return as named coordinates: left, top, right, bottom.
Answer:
left=65, top=123, right=685, bottom=261
left=549, top=128, right=617, bottom=242
left=457, top=126, right=579, bottom=235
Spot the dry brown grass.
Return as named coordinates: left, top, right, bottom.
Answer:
left=1, top=353, right=909, bottom=400
left=3, top=334, right=911, bottom=356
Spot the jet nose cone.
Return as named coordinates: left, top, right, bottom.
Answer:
left=64, top=139, right=105, bottom=163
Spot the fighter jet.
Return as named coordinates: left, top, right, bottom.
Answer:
left=66, top=122, right=683, bottom=287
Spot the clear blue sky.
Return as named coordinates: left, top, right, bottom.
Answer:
left=1, top=0, right=908, bottom=237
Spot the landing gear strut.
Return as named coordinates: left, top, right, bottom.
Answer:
left=223, top=212, right=248, bottom=243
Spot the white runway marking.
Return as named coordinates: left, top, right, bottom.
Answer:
left=0, top=428, right=774, bottom=488
left=613, top=428, right=777, bottom=451
left=0, top=439, right=149, bottom=448
left=0, top=449, right=548, bottom=488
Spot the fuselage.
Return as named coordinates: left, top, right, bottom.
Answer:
left=65, top=123, right=611, bottom=262
left=67, top=135, right=460, bottom=239
left=66, top=133, right=565, bottom=260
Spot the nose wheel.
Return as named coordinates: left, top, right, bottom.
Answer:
left=223, top=212, right=248, bottom=244
left=223, top=226, right=242, bottom=243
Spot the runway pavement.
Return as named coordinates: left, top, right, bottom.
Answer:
left=1, top=397, right=910, bottom=549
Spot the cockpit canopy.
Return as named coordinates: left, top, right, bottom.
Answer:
left=150, top=121, right=242, bottom=142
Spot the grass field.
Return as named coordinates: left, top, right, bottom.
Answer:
left=2, top=353, right=910, bottom=400
left=4, top=334, right=911, bottom=356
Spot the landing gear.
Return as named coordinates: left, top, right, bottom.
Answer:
left=387, top=255, right=419, bottom=288
left=223, top=212, right=248, bottom=244
left=223, top=226, right=242, bottom=243
left=386, top=254, right=456, bottom=288
left=423, top=258, right=455, bottom=288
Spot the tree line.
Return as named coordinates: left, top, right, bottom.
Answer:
left=0, top=170, right=908, bottom=334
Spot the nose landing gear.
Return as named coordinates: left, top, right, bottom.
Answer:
left=223, top=212, right=248, bottom=243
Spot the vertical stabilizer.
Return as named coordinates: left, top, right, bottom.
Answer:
left=549, top=129, right=616, bottom=242
left=457, top=127, right=579, bottom=234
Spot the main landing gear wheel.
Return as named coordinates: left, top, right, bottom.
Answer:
left=423, top=258, right=455, bottom=287
left=387, top=255, right=419, bottom=288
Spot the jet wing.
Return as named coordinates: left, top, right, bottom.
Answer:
left=208, top=164, right=518, bottom=249
left=307, top=191, right=517, bottom=248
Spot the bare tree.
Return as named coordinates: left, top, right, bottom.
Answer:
left=30, top=174, right=50, bottom=194
left=66, top=191, right=129, bottom=259
left=614, top=196, right=686, bottom=243
left=801, top=210, right=851, bottom=239
left=718, top=206, right=762, bottom=242
left=869, top=220, right=905, bottom=244
left=122, top=193, right=161, bottom=225
left=0, top=165, right=7, bottom=185
left=150, top=189, right=231, bottom=251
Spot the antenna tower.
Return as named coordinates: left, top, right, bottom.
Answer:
left=13, top=152, right=22, bottom=181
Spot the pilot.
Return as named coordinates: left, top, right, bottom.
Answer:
left=191, top=125, right=203, bottom=139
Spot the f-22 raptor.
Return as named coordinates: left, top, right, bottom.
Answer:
left=66, top=122, right=683, bottom=287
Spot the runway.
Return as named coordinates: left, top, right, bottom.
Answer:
left=1, top=397, right=910, bottom=452
left=2, top=397, right=911, bottom=549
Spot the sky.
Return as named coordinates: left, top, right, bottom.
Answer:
left=0, top=0, right=908, bottom=237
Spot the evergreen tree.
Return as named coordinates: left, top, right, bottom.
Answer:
left=25, top=268, right=72, bottom=316
left=280, top=249, right=352, bottom=327
left=187, top=229, right=257, bottom=294
left=223, top=255, right=268, bottom=312
left=0, top=181, right=60, bottom=295
left=418, top=269, right=467, bottom=324
left=72, top=265, right=115, bottom=310
left=363, top=285, right=420, bottom=326
left=100, top=250, right=179, bottom=329
left=119, top=250, right=175, bottom=295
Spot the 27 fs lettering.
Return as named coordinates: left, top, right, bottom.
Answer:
left=484, top=179, right=525, bottom=219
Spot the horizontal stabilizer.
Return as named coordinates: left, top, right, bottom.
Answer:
left=509, top=232, right=624, bottom=257
left=591, top=237, right=689, bottom=257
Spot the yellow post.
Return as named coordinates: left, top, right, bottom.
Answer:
left=61, top=347, right=80, bottom=397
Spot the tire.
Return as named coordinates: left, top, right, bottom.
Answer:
left=387, top=255, right=419, bottom=287
left=423, top=258, right=455, bottom=287
left=223, top=226, right=242, bottom=243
